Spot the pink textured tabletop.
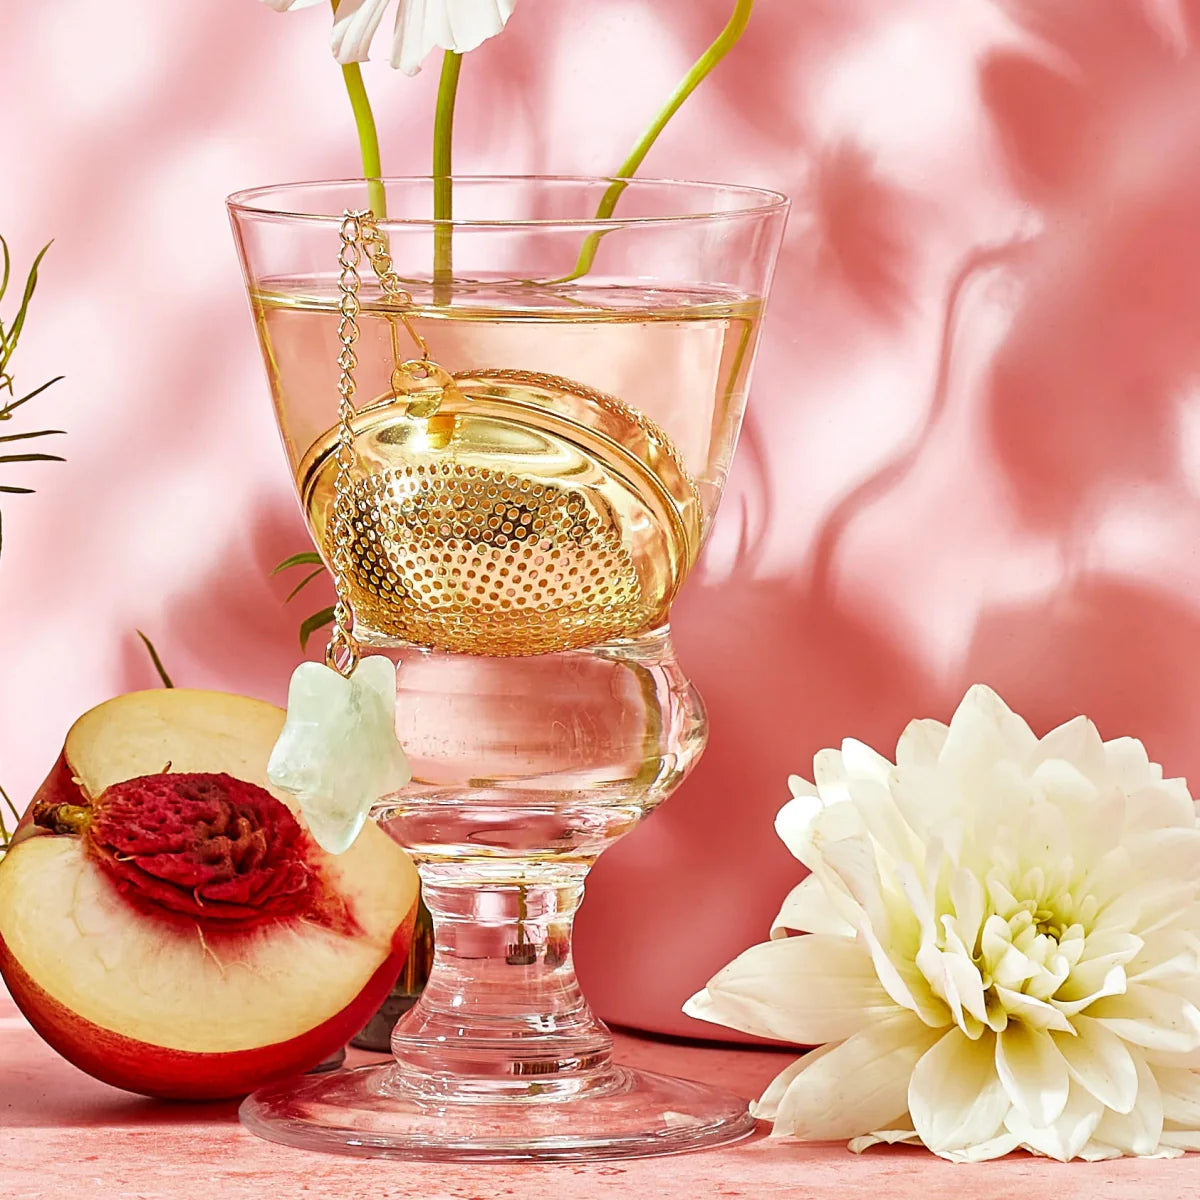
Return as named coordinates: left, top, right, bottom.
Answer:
left=3, top=989, right=1199, bottom=1200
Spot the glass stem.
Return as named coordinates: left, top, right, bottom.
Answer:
left=433, top=50, right=463, bottom=305
left=390, top=862, right=615, bottom=1100
left=567, top=0, right=756, bottom=280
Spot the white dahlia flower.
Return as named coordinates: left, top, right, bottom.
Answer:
left=685, top=685, right=1200, bottom=1162
left=261, top=0, right=517, bottom=75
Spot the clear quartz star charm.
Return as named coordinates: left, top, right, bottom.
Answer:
left=267, top=655, right=411, bottom=854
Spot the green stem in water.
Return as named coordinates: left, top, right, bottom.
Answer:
left=433, top=50, right=463, bottom=303
left=332, top=1, right=386, bottom=218
left=569, top=0, right=755, bottom=280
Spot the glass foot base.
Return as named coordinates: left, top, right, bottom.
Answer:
left=239, top=1063, right=757, bottom=1162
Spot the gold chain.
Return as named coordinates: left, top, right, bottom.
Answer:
left=326, top=209, right=433, bottom=677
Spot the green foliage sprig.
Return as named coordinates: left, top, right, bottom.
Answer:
left=274, top=551, right=335, bottom=650
left=0, top=236, right=65, bottom=560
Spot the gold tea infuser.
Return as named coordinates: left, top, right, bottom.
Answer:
left=296, top=210, right=703, bottom=658
left=270, top=207, right=703, bottom=851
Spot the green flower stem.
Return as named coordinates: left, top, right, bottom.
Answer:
left=433, top=50, right=463, bottom=304
left=341, top=63, right=387, bottom=219
left=332, top=0, right=386, bottom=218
left=569, top=0, right=756, bottom=280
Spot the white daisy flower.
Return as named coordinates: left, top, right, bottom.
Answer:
left=261, top=0, right=518, bottom=75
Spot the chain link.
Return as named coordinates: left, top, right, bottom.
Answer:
left=325, top=209, right=437, bottom=677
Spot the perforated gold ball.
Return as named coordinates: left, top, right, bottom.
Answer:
left=299, top=370, right=701, bottom=657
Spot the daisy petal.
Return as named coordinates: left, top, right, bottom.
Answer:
left=330, top=0, right=393, bottom=62
left=391, top=0, right=516, bottom=74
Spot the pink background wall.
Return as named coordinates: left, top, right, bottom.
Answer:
left=5, top=0, right=1200, bottom=1037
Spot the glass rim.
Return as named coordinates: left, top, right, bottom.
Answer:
left=225, top=174, right=790, bottom=229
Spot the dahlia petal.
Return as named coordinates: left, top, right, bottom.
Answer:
left=1092, top=1053, right=1163, bottom=1156
left=330, top=0, right=393, bottom=62
left=1128, top=930, right=1200, bottom=986
left=1158, top=1129, right=1200, bottom=1152
left=909, top=1028, right=1009, bottom=1154
left=940, top=685, right=1036, bottom=777
left=1052, top=1017, right=1139, bottom=1113
left=948, top=868, right=986, bottom=949
left=995, top=1023, right=1070, bottom=1126
left=853, top=784, right=924, bottom=871
left=1053, top=964, right=1129, bottom=1017
left=1122, top=828, right=1200, bottom=885
left=993, top=986, right=1074, bottom=1033
left=1031, top=756, right=1099, bottom=806
left=894, top=717, right=948, bottom=769
left=861, top=924, right=949, bottom=1026
left=751, top=1046, right=832, bottom=1120
left=933, top=1133, right=1023, bottom=1163
left=1035, top=715, right=1106, bottom=783
left=683, top=934, right=898, bottom=1045
left=812, top=747, right=853, bottom=805
left=915, top=942, right=987, bottom=1036
left=775, top=793, right=827, bottom=860
left=1074, top=1139, right=1127, bottom=1160
left=260, top=0, right=325, bottom=9
left=983, top=916, right=1041, bottom=989
left=1155, top=1067, right=1200, bottom=1129
left=1123, top=779, right=1196, bottom=834
left=1003, top=1083, right=1104, bottom=1162
left=840, top=738, right=894, bottom=787
left=1089, top=985, right=1200, bottom=1053
left=770, top=875, right=856, bottom=939
left=770, top=1012, right=941, bottom=1140
left=847, top=1121, right=921, bottom=1153
left=813, top=834, right=946, bottom=1025
left=1102, top=735, right=1159, bottom=792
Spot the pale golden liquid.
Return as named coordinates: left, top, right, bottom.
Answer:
left=253, top=281, right=759, bottom=656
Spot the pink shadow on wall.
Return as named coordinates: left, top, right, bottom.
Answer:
left=583, top=1, right=1200, bottom=1039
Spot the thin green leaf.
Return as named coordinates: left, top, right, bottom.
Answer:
left=299, top=606, right=336, bottom=651
left=272, top=550, right=324, bottom=575
left=0, top=428, right=64, bottom=444
left=0, top=235, right=9, bottom=307
left=0, top=781, right=17, bottom=852
left=0, top=452, right=64, bottom=464
left=136, top=630, right=175, bottom=689
left=0, top=485, right=34, bottom=494
left=0, top=374, right=63, bottom=419
left=285, top=566, right=326, bottom=604
left=0, top=240, right=51, bottom=374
